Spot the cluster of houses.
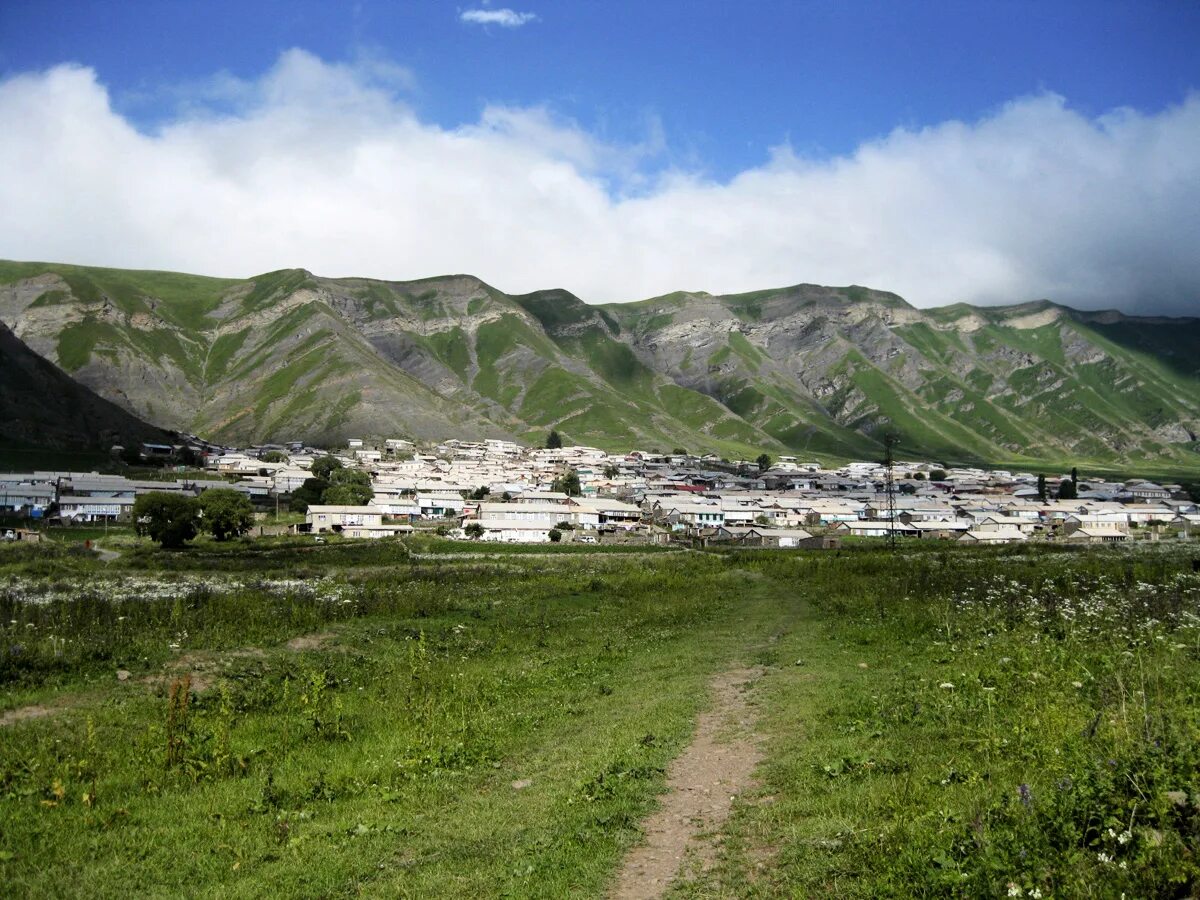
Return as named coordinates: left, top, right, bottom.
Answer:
left=2, top=437, right=1198, bottom=547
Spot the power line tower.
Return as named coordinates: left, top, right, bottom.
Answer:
left=883, top=433, right=899, bottom=551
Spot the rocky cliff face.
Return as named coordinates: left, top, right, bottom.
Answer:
left=1, top=259, right=1198, bottom=469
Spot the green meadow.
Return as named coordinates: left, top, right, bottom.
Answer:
left=1, top=536, right=1198, bottom=897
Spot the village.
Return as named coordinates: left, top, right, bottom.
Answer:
left=2, top=436, right=1198, bottom=547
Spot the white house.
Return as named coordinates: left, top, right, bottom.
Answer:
left=60, top=496, right=136, bottom=522
left=306, top=505, right=383, bottom=533
left=664, top=503, right=725, bottom=530
left=475, top=520, right=555, bottom=543
left=743, top=527, right=814, bottom=548
left=958, top=527, right=1026, bottom=545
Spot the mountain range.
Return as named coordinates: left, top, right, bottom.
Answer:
left=1, top=259, right=1198, bottom=473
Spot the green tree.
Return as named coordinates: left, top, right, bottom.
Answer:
left=260, top=450, right=287, bottom=463
left=1037, top=474, right=1048, bottom=502
left=132, top=491, right=200, bottom=549
left=552, top=468, right=581, bottom=496
left=913, top=472, right=926, bottom=481
left=311, top=455, right=344, bottom=481
left=323, top=484, right=373, bottom=506
left=323, top=468, right=373, bottom=506
left=756, top=453, right=773, bottom=471
left=290, top=477, right=328, bottom=514
left=548, top=528, right=563, bottom=543
left=1057, top=478, right=1078, bottom=501
left=546, top=430, right=563, bottom=449
left=929, top=469, right=947, bottom=481
left=464, top=522, right=485, bottom=540
left=672, top=448, right=688, bottom=456
left=198, top=488, right=255, bottom=541
left=469, top=486, right=489, bottom=501
left=603, top=463, right=620, bottom=479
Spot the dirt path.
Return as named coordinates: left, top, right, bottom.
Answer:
left=609, top=666, right=766, bottom=899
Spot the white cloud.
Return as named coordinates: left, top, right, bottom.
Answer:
left=1, top=51, right=1198, bottom=315
left=460, top=8, right=538, bottom=28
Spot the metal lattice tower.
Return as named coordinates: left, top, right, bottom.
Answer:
left=883, top=433, right=899, bottom=551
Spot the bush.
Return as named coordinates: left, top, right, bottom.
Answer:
left=548, top=528, right=562, bottom=543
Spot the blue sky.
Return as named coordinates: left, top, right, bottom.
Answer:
left=1, top=1, right=1198, bottom=311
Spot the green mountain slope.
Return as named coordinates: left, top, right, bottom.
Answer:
left=1, top=260, right=1198, bottom=471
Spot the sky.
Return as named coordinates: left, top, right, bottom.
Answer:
left=1, top=1, right=1198, bottom=314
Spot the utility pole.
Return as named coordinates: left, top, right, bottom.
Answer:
left=884, top=433, right=899, bottom=552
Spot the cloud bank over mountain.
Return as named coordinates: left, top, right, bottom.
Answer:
left=1, top=49, right=1197, bottom=314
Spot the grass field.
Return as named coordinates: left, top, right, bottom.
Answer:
left=1, top=537, right=1198, bottom=897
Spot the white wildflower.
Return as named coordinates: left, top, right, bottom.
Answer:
left=939, top=682, right=955, bottom=690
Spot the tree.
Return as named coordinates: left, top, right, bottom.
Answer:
left=469, top=486, right=489, bottom=501
left=1037, top=474, right=1048, bottom=502
left=1071, top=467, right=1078, bottom=485
left=756, top=453, right=773, bottom=471
left=1057, top=479, right=1078, bottom=501
left=546, top=430, right=563, bottom=449
left=555, top=520, right=575, bottom=531
left=323, top=483, right=373, bottom=506
left=198, top=488, right=255, bottom=541
left=913, top=472, right=926, bottom=481
left=464, top=522, right=485, bottom=540
left=929, top=469, right=947, bottom=482
left=672, top=448, right=688, bottom=457
left=261, top=450, right=287, bottom=463
left=290, top=477, right=328, bottom=514
left=133, top=491, right=200, bottom=549
left=552, top=468, right=581, bottom=496
left=324, top=468, right=373, bottom=506
left=548, top=528, right=563, bottom=543
left=603, top=463, right=620, bottom=480
left=311, top=455, right=344, bottom=481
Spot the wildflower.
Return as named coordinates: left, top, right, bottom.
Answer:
left=939, top=682, right=955, bottom=690
left=1007, top=883, right=1023, bottom=897
left=1030, top=890, right=1043, bottom=899
left=1118, top=830, right=1131, bottom=845
left=1098, top=852, right=1112, bottom=864
left=1118, top=860, right=1127, bottom=870
left=1072, top=681, right=1083, bottom=689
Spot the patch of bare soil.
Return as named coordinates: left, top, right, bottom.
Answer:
left=285, top=631, right=336, bottom=652
left=609, top=666, right=766, bottom=900
left=0, top=703, right=58, bottom=727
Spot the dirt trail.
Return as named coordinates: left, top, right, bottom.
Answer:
left=609, top=666, right=765, bottom=900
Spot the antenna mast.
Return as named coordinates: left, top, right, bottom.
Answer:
left=884, top=433, right=899, bottom=551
